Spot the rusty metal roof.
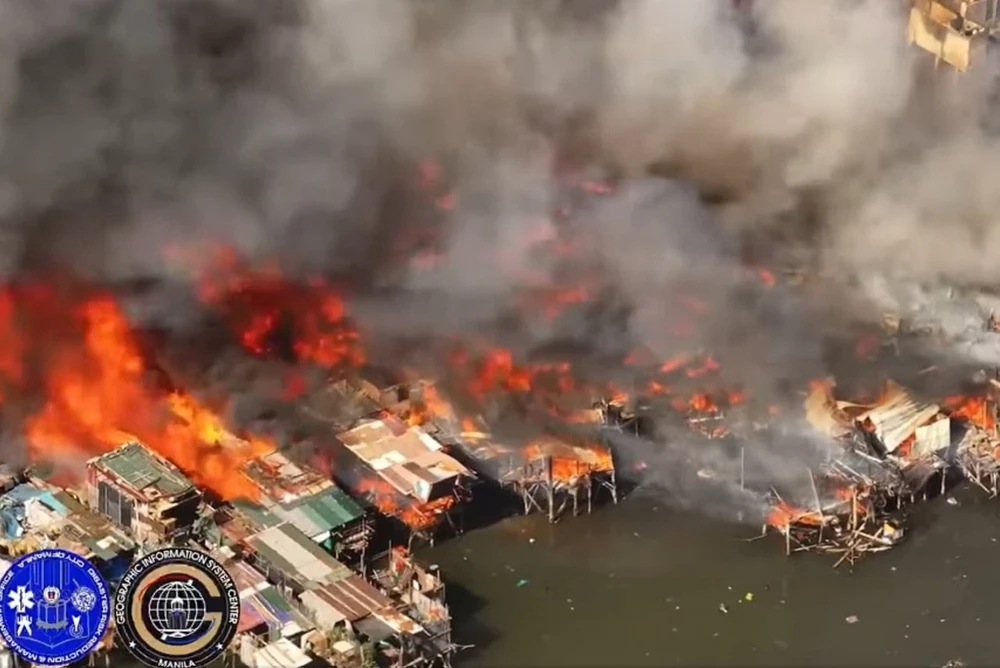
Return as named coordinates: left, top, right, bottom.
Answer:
left=300, top=575, right=394, bottom=623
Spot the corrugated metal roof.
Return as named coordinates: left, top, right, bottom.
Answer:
left=338, top=417, right=470, bottom=501
left=299, top=574, right=394, bottom=624
left=247, top=523, right=352, bottom=587
left=279, top=486, right=363, bottom=536
left=89, top=442, right=194, bottom=497
left=254, top=638, right=313, bottom=668
left=913, top=417, right=951, bottom=459
left=858, top=382, right=940, bottom=454
left=233, top=499, right=281, bottom=529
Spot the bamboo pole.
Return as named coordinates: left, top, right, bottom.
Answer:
left=851, top=486, right=858, bottom=531
left=740, top=448, right=745, bottom=490
left=808, top=468, right=824, bottom=543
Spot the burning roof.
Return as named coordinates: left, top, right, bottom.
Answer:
left=805, top=381, right=952, bottom=464
left=854, top=382, right=942, bottom=456
left=87, top=441, right=197, bottom=502
left=523, top=435, right=615, bottom=484
left=240, top=450, right=365, bottom=539
left=336, top=414, right=471, bottom=503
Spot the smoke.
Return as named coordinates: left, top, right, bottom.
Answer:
left=3, top=0, right=1000, bottom=514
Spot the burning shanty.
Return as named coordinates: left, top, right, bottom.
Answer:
left=764, top=469, right=907, bottom=568
left=760, top=378, right=972, bottom=565
left=400, top=380, right=619, bottom=523
left=335, top=413, right=474, bottom=547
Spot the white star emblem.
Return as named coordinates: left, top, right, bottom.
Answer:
left=129, top=641, right=136, bottom=648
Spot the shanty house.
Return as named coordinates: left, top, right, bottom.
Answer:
left=240, top=450, right=371, bottom=559
left=24, top=488, right=135, bottom=583
left=336, top=414, right=472, bottom=504
left=240, top=522, right=424, bottom=644
left=242, top=522, right=357, bottom=595
left=210, top=546, right=313, bottom=643
left=86, top=442, right=203, bottom=545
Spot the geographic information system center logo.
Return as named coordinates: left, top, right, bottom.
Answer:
left=115, top=547, right=240, bottom=668
left=0, top=547, right=111, bottom=666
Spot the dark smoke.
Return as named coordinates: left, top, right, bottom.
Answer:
left=4, top=0, right=1000, bottom=517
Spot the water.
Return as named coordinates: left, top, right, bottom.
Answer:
left=426, top=486, right=1000, bottom=666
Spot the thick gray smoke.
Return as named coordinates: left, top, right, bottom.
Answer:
left=3, top=0, right=999, bottom=515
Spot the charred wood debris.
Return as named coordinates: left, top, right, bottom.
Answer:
left=590, top=299, right=1000, bottom=568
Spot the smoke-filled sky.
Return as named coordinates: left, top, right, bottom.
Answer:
left=2, top=0, right=994, bottom=289
left=3, top=0, right=1000, bottom=516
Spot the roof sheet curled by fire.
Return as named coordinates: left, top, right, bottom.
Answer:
left=337, top=414, right=471, bottom=502
left=87, top=441, right=196, bottom=500
left=856, top=382, right=942, bottom=454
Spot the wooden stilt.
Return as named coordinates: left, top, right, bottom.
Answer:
left=546, top=457, right=555, bottom=523
left=740, top=448, right=745, bottom=490
left=808, top=468, right=824, bottom=543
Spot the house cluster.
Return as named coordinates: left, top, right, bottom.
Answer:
left=0, top=437, right=458, bottom=668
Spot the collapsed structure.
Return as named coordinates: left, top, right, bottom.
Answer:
left=760, top=379, right=974, bottom=565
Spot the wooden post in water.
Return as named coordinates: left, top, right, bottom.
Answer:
left=808, top=468, right=824, bottom=544
left=740, top=447, right=745, bottom=490
left=851, top=486, right=858, bottom=532
left=546, top=456, right=555, bottom=523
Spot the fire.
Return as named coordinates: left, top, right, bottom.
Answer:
left=178, top=245, right=366, bottom=369
left=944, top=394, right=996, bottom=431
left=357, top=476, right=455, bottom=531
left=766, top=500, right=823, bottom=528
left=8, top=289, right=271, bottom=500
left=406, top=384, right=454, bottom=428
left=523, top=441, right=614, bottom=483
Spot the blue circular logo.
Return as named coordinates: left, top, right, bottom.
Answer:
left=0, top=548, right=111, bottom=665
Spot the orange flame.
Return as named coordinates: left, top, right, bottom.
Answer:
left=944, top=395, right=996, bottom=431
left=766, top=500, right=823, bottom=528
left=18, top=293, right=272, bottom=499
left=522, top=441, right=614, bottom=483
left=177, top=245, right=366, bottom=369
left=357, top=477, right=455, bottom=531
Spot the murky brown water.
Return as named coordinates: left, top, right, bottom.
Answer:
left=426, top=486, right=1000, bottom=667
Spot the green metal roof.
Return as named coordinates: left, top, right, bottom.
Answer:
left=260, top=586, right=295, bottom=613
left=234, top=498, right=281, bottom=528
left=95, top=442, right=194, bottom=496
left=287, top=486, right=363, bottom=531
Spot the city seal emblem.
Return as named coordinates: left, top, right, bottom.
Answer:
left=0, top=547, right=111, bottom=665
left=115, top=547, right=240, bottom=668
